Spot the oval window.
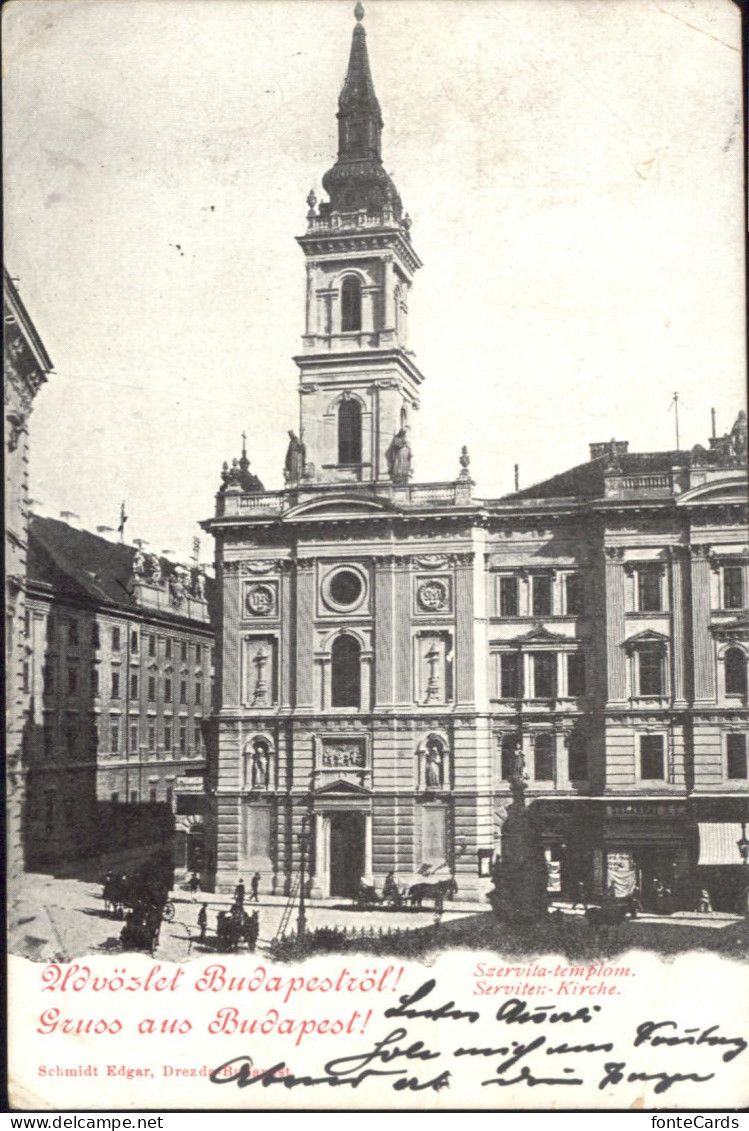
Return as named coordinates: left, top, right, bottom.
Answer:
left=329, top=569, right=363, bottom=607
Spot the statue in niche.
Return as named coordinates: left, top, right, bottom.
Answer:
left=250, top=738, right=271, bottom=788
left=284, top=430, right=306, bottom=483
left=386, top=428, right=412, bottom=484
left=169, top=569, right=187, bottom=608
left=425, top=737, right=443, bottom=790
left=192, top=568, right=206, bottom=599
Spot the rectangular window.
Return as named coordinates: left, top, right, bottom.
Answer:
left=111, top=669, right=120, bottom=699
left=533, top=734, right=554, bottom=781
left=165, top=638, right=172, bottom=660
left=532, top=653, right=556, bottom=699
left=640, top=734, right=664, bottom=780
left=112, top=627, right=121, bottom=651
left=565, top=573, right=584, bottom=616
left=44, top=724, right=54, bottom=753
left=68, top=620, right=79, bottom=646
left=130, top=724, right=138, bottom=751
left=130, top=630, right=138, bottom=652
left=180, top=680, right=187, bottom=704
left=724, top=566, right=744, bottom=610
left=66, top=726, right=76, bottom=757
left=166, top=787, right=173, bottom=807
left=568, top=734, right=588, bottom=781
left=111, top=792, right=119, bottom=804
left=638, top=569, right=662, bottom=612
left=148, top=725, right=156, bottom=752
left=130, top=790, right=138, bottom=804
left=91, top=667, right=99, bottom=696
left=181, top=641, right=188, bottom=662
left=130, top=672, right=138, bottom=698
left=148, top=676, right=156, bottom=701
left=195, top=681, right=202, bottom=705
left=148, top=635, right=156, bottom=657
left=194, top=726, right=202, bottom=752
left=567, top=654, right=586, bottom=697
left=180, top=726, right=187, bottom=755
left=727, top=733, right=748, bottom=779
left=532, top=575, right=552, bottom=618
left=149, top=788, right=157, bottom=804
left=499, top=576, right=518, bottom=617
left=499, top=653, right=520, bottom=699
left=67, top=667, right=78, bottom=695
left=22, top=661, right=30, bottom=694
left=164, top=724, right=172, bottom=751
left=92, top=622, right=100, bottom=649
left=164, top=678, right=172, bottom=702
left=111, top=723, right=119, bottom=754
left=638, top=649, right=664, bottom=696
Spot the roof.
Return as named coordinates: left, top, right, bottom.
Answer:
left=499, top=450, right=696, bottom=503
left=28, top=516, right=217, bottom=626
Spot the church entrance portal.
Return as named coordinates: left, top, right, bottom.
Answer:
left=329, top=812, right=365, bottom=898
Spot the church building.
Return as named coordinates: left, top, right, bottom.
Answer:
left=204, top=5, right=748, bottom=909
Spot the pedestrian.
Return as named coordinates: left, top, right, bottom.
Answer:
left=234, top=878, right=245, bottom=906
left=189, top=871, right=200, bottom=898
left=250, top=872, right=260, bottom=903
left=247, top=910, right=259, bottom=952
left=197, top=903, right=207, bottom=943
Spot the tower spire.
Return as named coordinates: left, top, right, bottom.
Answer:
left=320, top=3, right=402, bottom=219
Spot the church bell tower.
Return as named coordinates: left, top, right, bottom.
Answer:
left=293, top=2, right=424, bottom=487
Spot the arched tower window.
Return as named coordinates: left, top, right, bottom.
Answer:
left=331, top=634, right=361, bottom=708
left=341, top=275, right=362, bottom=332
left=338, top=398, right=362, bottom=465
left=725, top=648, right=747, bottom=696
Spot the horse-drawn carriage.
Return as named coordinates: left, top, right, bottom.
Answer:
left=120, top=902, right=163, bottom=954
left=103, top=859, right=175, bottom=925
left=216, top=907, right=259, bottom=952
left=407, top=877, right=458, bottom=909
left=354, top=875, right=458, bottom=910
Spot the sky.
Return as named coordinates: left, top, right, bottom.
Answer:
left=3, top=0, right=745, bottom=564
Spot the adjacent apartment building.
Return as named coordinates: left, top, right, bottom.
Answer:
left=24, top=516, right=215, bottom=876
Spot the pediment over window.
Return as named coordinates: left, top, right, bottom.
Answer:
left=512, top=624, right=570, bottom=645
left=676, top=477, right=749, bottom=507
left=283, top=495, right=398, bottom=521
left=711, top=613, right=749, bottom=641
left=312, top=778, right=371, bottom=796
left=623, top=629, right=670, bottom=653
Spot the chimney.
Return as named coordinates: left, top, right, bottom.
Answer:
left=589, top=440, right=629, bottom=461
left=60, top=510, right=80, bottom=527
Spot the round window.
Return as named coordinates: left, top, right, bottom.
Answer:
left=329, top=569, right=363, bottom=607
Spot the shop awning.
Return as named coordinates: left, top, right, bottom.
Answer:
left=697, top=823, right=745, bottom=866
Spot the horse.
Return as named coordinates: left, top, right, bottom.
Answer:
left=408, top=877, right=458, bottom=908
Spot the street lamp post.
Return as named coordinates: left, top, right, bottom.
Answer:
left=297, top=815, right=311, bottom=941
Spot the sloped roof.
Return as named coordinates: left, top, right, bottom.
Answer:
left=499, top=450, right=693, bottom=502
left=28, top=516, right=217, bottom=624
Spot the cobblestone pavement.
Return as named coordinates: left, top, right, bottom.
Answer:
left=10, top=871, right=746, bottom=964
left=9, top=872, right=475, bottom=963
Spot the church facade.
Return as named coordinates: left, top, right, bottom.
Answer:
left=204, top=6, right=748, bottom=908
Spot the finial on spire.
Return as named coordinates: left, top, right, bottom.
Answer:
left=354, top=2, right=364, bottom=22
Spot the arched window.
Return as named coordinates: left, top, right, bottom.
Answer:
left=331, top=634, right=361, bottom=708
left=338, top=398, right=362, bottom=465
left=341, top=276, right=362, bottom=332
left=725, top=648, right=747, bottom=696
